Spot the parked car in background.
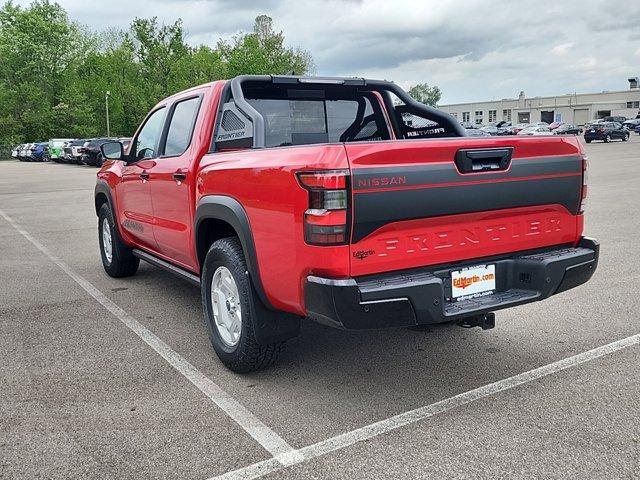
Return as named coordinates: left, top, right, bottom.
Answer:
left=584, top=122, right=629, bottom=143
left=62, top=139, right=89, bottom=164
left=507, top=123, right=530, bottom=135
left=48, top=138, right=74, bottom=162
left=553, top=124, right=582, bottom=135
left=81, top=138, right=109, bottom=166
left=16, top=143, right=27, bottom=162
left=465, top=127, right=491, bottom=136
left=634, top=124, right=640, bottom=135
left=459, top=121, right=475, bottom=129
left=602, top=116, right=626, bottom=124
left=31, top=142, right=50, bottom=161
left=11, top=144, right=21, bottom=159
left=21, top=143, right=36, bottom=161
left=517, top=125, right=554, bottom=136
left=584, top=119, right=606, bottom=130
left=479, top=125, right=501, bottom=135
left=549, top=121, right=564, bottom=130
left=622, top=118, right=640, bottom=129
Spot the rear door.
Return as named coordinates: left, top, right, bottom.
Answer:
left=345, top=137, right=584, bottom=277
left=147, top=94, right=203, bottom=271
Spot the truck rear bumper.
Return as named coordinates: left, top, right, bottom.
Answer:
left=305, top=237, right=599, bottom=329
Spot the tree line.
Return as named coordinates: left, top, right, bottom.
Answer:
left=0, top=1, right=314, bottom=143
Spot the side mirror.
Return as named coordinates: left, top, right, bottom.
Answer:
left=101, top=141, right=124, bottom=161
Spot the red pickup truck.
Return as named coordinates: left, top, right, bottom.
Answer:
left=95, top=75, right=598, bottom=372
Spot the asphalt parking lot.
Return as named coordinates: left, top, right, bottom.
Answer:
left=1, top=135, right=639, bottom=480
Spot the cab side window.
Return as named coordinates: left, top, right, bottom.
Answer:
left=134, top=107, right=166, bottom=161
left=164, top=97, right=201, bottom=156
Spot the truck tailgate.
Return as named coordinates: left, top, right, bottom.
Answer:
left=346, top=137, right=584, bottom=276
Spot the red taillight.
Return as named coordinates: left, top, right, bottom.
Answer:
left=297, top=171, right=347, bottom=190
left=297, top=170, right=350, bottom=245
left=579, top=155, right=588, bottom=214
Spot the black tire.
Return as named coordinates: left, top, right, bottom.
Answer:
left=623, top=134, right=629, bottom=141
left=604, top=134, right=611, bottom=143
left=585, top=139, right=591, bottom=143
left=201, top=237, right=285, bottom=373
left=97, top=203, right=139, bottom=278
left=96, top=153, right=104, bottom=168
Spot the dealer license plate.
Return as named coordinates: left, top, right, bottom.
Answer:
left=451, top=264, right=496, bottom=301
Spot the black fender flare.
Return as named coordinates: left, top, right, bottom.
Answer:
left=195, top=195, right=271, bottom=310
left=195, top=195, right=301, bottom=344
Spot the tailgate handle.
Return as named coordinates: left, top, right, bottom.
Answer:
left=455, top=147, right=513, bottom=173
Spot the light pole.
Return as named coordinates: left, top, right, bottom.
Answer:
left=105, top=90, right=111, bottom=137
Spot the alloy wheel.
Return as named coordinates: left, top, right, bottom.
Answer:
left=210, top=266, right=242, bottom=347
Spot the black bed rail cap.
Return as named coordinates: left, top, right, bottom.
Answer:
left=270, top=75, right=367, bottom=86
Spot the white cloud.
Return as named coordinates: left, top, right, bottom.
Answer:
left=551, top=42, right=574, bottom=56
left=13, top=0, right=640, bottom=103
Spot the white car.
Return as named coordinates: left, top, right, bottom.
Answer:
left=19, top=143, right=32, bottom=159
left=517, top=126, right=554, bottom=136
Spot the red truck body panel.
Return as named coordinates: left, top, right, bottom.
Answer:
left=344, top=137, right=585, bottom=277
left=197, top=144, right=351, bottom=314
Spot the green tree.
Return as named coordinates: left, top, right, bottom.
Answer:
left=0, top=2, right=314, bottom=143
left=218, top=15, right=314, bottom=77
left=0, top=0, right=92, bottom=142
left=408, top=83, right=442, bottom=107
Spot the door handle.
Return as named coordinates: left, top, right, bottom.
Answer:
left=172, top=170, right=187, bottom=183
left=139, top=171, right=149, bottom=182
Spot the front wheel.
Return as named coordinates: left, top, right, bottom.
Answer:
left=201, top=237, right=285, bottom=373
left=585, top=139, right=592, bottom=143
left=623, top=134, right=629, bottom=141
left=604, top=134, right=611, bottom=143
left=98, top=203, right=139, bottom=277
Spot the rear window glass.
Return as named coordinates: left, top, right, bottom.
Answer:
left=164, top=97, right=200, bottom=156
left=245, top=95, right=389, bottom=147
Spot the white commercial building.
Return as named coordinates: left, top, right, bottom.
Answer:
left=439, top=78, right=640, bottom=126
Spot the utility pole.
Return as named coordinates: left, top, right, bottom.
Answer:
left=105, top=91, right=111, bottom=137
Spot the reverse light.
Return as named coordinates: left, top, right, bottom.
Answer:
left=297, top=170, right=350, bottom=245
left=579, top=155, right=588, bottom=214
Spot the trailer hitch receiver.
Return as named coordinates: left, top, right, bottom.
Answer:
left=458, top=312, right=495, bottom=330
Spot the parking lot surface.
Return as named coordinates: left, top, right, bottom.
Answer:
left=1, top=136, right=639, bottom=479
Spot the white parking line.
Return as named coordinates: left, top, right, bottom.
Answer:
left=209, top=332, right=640, bottom=480
left=0, top=208, right=300, bottom=462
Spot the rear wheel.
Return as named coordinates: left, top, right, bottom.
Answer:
left=96, top=153, right=104, bottom=168
left=623, top=134, right=629, bottom=141
left=98, top=203, right=139, bottom=277
left=201, top=237, right=285, bottom=373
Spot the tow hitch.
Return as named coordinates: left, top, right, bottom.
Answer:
left=458, top=312, right=495, bottom=330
